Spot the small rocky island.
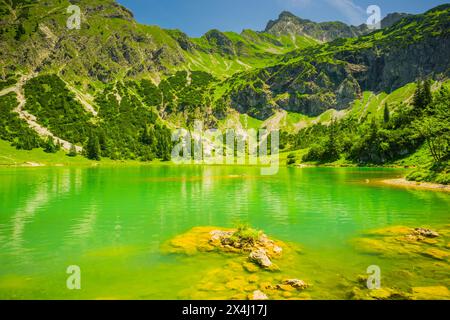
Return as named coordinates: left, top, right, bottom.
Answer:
left=164, top=225, right=309, bottom=300
left=164, top=225, right=450, bottom=300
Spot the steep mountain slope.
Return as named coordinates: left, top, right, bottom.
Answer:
left=0, top=0, right=186, bottom=83
left=0, top=0, right=317, bottom=86
left=222, top=5, right=450, bottom=119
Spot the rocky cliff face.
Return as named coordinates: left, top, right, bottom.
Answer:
left=338, top=36, right=450, bottom=93
left=225, top=6, right=450, bottom=119
left=227, top=60, right=363, bottom=118
left=381, top=13, right=411, bottom=28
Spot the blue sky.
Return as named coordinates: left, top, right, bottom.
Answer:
left=117, top=0, right=449, bottom=37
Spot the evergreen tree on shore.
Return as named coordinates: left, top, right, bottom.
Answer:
left=43, top=136, right=57, bottom=153
left=413, top=79, right=433, bottom=112
left=86, top=134, right=101, bottom=161
left=67, top=144, right=77, bottom=157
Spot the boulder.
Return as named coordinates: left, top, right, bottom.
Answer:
left=250, top=290, right=269, bottom=300
left=249, top=249, right=272, bottom=268
left=413, top=228, right=439, bottom=238
left=210, top=230, right=234, bottom=242
left=282, top=279, right=309, bottom=290
left=273, top=245, right=283, bottom=255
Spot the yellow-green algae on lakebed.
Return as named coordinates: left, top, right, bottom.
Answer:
left=163, top=227, right=311, bottom=300
left=349, top=226, right=450, bottom=300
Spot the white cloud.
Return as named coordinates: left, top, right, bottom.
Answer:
left=325, top=0, right=366, bottom=25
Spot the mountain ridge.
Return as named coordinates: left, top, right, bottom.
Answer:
left=0, top=0, right=449, bottom=166
left=264, top=10, right=411, bottom=42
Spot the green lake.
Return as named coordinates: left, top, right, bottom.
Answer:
left=0, top=166, right=449, bottom=299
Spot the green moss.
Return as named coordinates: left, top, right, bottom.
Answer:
left=230, top=224, right=262, bottom=246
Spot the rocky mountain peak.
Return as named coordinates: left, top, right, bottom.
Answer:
left=278, top=11, right=300, bottom=20
left=381, top=12, right=411, bottom=28
left=265, top=10, right=412, bottom=42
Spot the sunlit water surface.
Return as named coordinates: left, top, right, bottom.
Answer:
left=0, top=166, right=448, bottom=299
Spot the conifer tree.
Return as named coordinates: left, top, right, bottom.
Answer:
left=383, top=103, right=390, bottom=123
left=86, top=134, right=101, bottom=161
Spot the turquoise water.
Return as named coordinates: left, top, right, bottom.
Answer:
left=0, top=166, right=448, bottom=299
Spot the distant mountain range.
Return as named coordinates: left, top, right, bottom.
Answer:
left=0, top=0, right=417, bottom=83
left=265, top=11, right=411, bottom=42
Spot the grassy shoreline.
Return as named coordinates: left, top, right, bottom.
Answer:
left=0, top=139, right=420, bottom=169
left=3, top=139, right=449, bottom=191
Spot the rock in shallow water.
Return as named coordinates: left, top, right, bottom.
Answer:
left=249, top=248, right=273, bottom=268
left=413, top=228, right=440, bottom=238
left=251, top=290, right=269, bottom=300
left=210, top=230, right=234, bottom=242
left=276, top=284, right=295, bottom=292
left=422, top=248, right=449, bottom=260
left=282, top=279, right=309, bottom=290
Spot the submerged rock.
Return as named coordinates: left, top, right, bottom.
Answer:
left=231, top=293, right=247, bottom=300
left=163, top=227, right=220, bottom=255
left=368, top=288, right=395, bottom=300
left=411, top=286, right=450, bottom=300
left=349, top=225, right=450, bottom=300
left=353, top=225, right=449, bottom=259
left=282, top=279, right=309, bottom=290
left=226, top=279, right=247, bottom=290
left=349, top=285, right=410, bottom=301
left=276, top=284, right=295, bottom=292
left=243, top=262, right=260, bottom=273
left=422, top=248, right=449, bottom=261
left=362, top=226, right=412, bottom=236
